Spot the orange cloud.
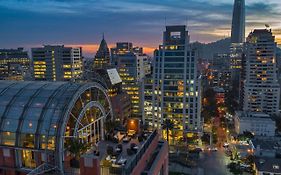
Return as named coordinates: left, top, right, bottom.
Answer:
left=143, top=46, right=156, bottom=55
left=66, top=43, right=156, bottom=57
left=66, top=44, right=113, bottom=57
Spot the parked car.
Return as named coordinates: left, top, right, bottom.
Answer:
left=223, top=143, right=229, bottom=148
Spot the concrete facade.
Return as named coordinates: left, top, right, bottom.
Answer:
left=234, top=111, right=276, bottom=136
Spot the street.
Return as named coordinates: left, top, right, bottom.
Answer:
left=198, top=149, right=232, bottom=175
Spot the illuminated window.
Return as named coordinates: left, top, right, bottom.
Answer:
left=20, top=150, right=36, bottom=168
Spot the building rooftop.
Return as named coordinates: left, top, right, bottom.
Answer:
left=84, top=130, right=157, bottom=174
left=251, top=138, right=281, bottom=150
left=236, top=111, right=274, bottom=121
left=213, top=86, right=225, bottom=93
left=254, top=157, right=281, bottom=173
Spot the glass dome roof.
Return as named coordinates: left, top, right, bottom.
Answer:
left=0, top=81, right=112, bottom=149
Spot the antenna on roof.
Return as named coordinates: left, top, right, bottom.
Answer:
left=185, top=16, right=188, bottom=29
left=165, top=16, right=167, bottom=27
left=265, top=24, right=270, bottom=28
left=102, top=32, right=105, bottom=40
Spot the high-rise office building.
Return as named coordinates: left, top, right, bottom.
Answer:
left=143, top=26, right=202, bottom=143
left=230, top=43, right=243, bottom=70
left=111, top=42, right=151, bottom=117
left=93, top=35, right=110, bottom=69
left=242, top=29, right=280, bottom=115
left=231, top=0, right=245, bottom=44
left=207, top=53, right=232, bottom=92
left=230, top=0, right=245, bottom=69
left=32, top=45, right=83, bottom=81
left=0, top=48, right=30, bottom=80
left=230, top=0, right=245, bottom=100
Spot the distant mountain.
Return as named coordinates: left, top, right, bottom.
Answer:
left=191, top=38, right=231, bottom=60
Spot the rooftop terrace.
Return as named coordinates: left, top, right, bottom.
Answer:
left=83, top=130, right=158, bottom=175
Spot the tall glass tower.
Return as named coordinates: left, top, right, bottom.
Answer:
left=231, top=0, right=245, bottom=43
left=230, top=0, right=245, bottom=101
left=143, top=26, right=202, bottom=144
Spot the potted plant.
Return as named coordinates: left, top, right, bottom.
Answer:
left=66, top=138, right=91, bottom=168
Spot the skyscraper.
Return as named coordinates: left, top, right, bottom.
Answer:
left=230, top=0, right=245, bottom=100
left=93, top=35, right=110, bottom=69
left=231, top=0, right=245, bottom=44
left=242, top=29, right=280, bottom=115
left=32, top=45, right=83, bottom=81
left=143, top=26, right=202, bottom=143
left=111, top=42, right=151, bottom=117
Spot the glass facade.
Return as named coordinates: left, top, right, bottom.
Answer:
left=32, top=46, right=83, bottom=81
left=143, top=26, right=202, bottom=143
left=0, top=80, right=112, bottom=172
left=0, top=48, right=30, bottom=80
left=111, top=43, right=151, bottom=117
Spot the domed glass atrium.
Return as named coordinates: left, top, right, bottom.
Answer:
left=0, top=80, right=112, bottom=173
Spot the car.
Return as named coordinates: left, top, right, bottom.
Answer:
left=240, top=163, right=250, bottom=168
left=223, top=143, right=229, bottom=147
left=208, top=147, right=218, bottom=151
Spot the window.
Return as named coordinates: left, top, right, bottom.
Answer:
left=1, top=132, right=16, bottom=146
left=20, top=150, right=36, bottom=169
left=19, top=134, right=35, bottom=148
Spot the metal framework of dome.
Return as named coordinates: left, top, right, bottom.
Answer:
left=0, top=80, right=113, bottom=173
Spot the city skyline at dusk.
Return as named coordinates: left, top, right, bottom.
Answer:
left=1, top=0, right=281, bottom=56
left=1, top=1, right=281, bottom=175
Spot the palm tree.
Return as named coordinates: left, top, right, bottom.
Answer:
left=65, top=138, right=91, bottom=168
left=162, top=119, right=174, bottom=143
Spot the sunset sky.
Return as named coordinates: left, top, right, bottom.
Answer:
left=0, top=0, right=281, bottom=56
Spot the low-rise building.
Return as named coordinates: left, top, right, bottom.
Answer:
left=249, top=138, right=281, bottom=158
left=80, top=130, right=168, bottom=175
left=230, top=143, right=253, bottom=159
left=254, top=157, right=281, bottom=175
left=0, top=48, right=30, bottom=80
left=234, top=111, right=276, bottom=136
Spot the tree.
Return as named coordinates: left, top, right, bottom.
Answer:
left=201, top=88, right=218, bottom=122
left=238, top=131, right=254, bottom=141
left=244, top=155, right=254, bottom=165
left=272, top=114, right=281, bottom=132
left=162, top=119, right=174, bottom=143
left=225, top=88, right=239, bottom=114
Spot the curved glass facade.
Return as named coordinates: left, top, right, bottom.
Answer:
left=0, top=80, right=112, bottom=171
